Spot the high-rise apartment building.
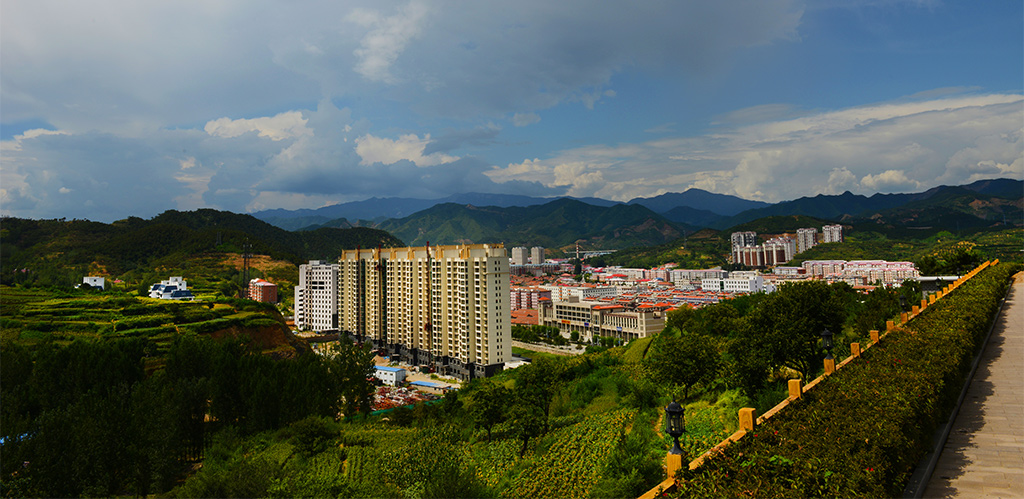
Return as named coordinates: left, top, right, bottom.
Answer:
left=796, top=228, right=818, bottom=253
left=731, top=231, right=757, bottom=250
left=338, top=244, right=510, bottom=380
left=822, top=224, right=843, bottom=243
left=294, top=261, right=339, bottom=331
left=531, top=246, right=545, bottom=264
left=511, top=246, right=529, bottom=265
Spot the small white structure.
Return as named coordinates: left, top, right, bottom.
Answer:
left=82, top=276, right=105, bottom=289
left=149, top=277, right=195, bottom=300
left=374, top=366, right=407, bottom=386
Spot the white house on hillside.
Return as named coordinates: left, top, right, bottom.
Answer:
left=149, top=276, right=195, bottom=300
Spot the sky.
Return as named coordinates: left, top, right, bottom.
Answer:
left=2, top=0, right=1022, bottom=222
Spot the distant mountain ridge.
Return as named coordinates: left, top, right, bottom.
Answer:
left=253, top=179, right=1020, bottom=233
left=713, top=178, right=1022, bottom=229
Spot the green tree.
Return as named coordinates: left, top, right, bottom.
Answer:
left=470, top=380, right=509, bottom=441
left=741, top=280, right=849, bottom=381
left=645, top=331, right=721, bottom=401
left=327, top=337, right=376, bottom=419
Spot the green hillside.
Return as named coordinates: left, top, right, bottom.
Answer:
left=0, top=209, right=404, bottom=289
left=376, top=198, right=692, bottom=250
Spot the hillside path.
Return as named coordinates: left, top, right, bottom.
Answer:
left=922, top=272, right=1024, bottom=498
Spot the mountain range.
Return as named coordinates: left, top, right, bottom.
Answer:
left=255, top=178, right=1022, bottom=242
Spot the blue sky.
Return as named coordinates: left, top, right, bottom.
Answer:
left=2, top=0, right=1021, bottom=222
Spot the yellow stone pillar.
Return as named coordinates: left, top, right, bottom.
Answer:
left=824, top=357, right=836, bottom=374
left=851, top=342, right=861, bottom=357
left=870, top=330, right=880, bottom=343
left=666, top=453, right=682, bottom=480
left=788, top=379, right=803, bottom=399
left=739, top=408, right=756, bottom=432
left=886, top=320, right=895, bottom=331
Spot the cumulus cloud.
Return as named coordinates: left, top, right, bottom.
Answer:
left=204, top=111, right=313, bottom=141
left=826, top=167, right=858, bottom=194
left=859, top=170, right=921, bottom=192
left=354, top=133, right=459, bottom=167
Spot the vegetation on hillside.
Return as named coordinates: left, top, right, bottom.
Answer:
left=0, top=209, right=403, bottom=290
left=376, top=198, right=691, bottom=249
left=674, top=261, right=1021, bottom=498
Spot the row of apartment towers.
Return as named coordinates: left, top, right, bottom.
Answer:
left=731, top=225, right=843, bottom=267
left=510, top=246, right=544, bottom=265
left=294, top=244, right=511, bottom=380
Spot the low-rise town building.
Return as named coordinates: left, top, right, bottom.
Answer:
left=248, top=278, right=278, bottom=303
left=539, top=297, right=665, bottom=343
left=149, top=277, right=195, bottom=300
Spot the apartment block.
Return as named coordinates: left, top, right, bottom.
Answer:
left=731, top=231, right=757, bottom=250
left=511, top=246, right=529, bottom=265
left=822, top=224, right=844, bottom=243
left=796, top=228, right=818, bottom=253
left=338, top=244, right=510, bottom=380
left=294, top=261, right=339, bottom=331
left=531, top=246, right=545, bottom=264
left=510, top=286, right=552, bottom=310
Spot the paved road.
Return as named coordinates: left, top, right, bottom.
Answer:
left=923, top=272, right=1024, bottom=498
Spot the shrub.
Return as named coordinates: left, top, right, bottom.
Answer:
left=674, top=262, right=1020, bottom=498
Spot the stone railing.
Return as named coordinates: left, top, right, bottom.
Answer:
left=638, top=260, right=997, bottom=499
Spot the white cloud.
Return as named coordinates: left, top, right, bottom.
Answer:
left=512, top=112, right=541, bottom=127
left=348, top=1, right=430, bottom=84
left=486, top=93, right=1024, bottom=202
left=354, top=133, right=459, bottom=167
left=826, top=167, right=858, bottom=194
left=860, top=169, right=921, bottom=192
left=204, top=111, right=312, bottom=141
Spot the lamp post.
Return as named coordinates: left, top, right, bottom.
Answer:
left=821, top=328, right=836, bottom=374
left=665, top=400, right=685, bottom=455
left=664, top=399, right=685, bottom=479
left=899, top=295, right=908, bottom=313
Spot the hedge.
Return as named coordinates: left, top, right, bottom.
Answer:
left=674, top=262, right=1020, bottom=498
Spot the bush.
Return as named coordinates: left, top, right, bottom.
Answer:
left=674, top=262, right=1020, bottom=498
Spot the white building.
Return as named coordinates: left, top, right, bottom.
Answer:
left=702, top=271, right=765, bottom=293
left=294, top=261, right=339, bottom=331
left=374, top=366, right=407, bottom=386
left=539, top=298, right=664, bottom=343
left=511, top=247, right=529, bottom=266
left=731, top=231, right=757, bottom=250
left=149, top=277, right=194, bottom=300
left=82, top=276, right=105, bottom=289
left=723, top=273, right=764, bottom=293
left=569, top=286, right=619, bottom=300
left=339, top=244, right=510, bottom=380
left=823, top=224, right=844, bottom=243
left=531, top=246, right=545, bottom=264
left=797, top=228, right=818, bottom=253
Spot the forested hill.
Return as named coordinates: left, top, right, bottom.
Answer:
left=372, top=198, right=694, bottom=249
left=0, top=209, right=404, bottom=284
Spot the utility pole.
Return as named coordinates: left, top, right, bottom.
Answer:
left=242, top=240, right=252, bottom=300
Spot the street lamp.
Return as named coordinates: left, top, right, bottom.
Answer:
left=899, top=295, right=909, bottom=313
left=820, top=328, right=834, bottom=361
left=665, top=400, right=685, bottom=455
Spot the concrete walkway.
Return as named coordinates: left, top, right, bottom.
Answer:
left=923, top=273, right=1024, bottom=498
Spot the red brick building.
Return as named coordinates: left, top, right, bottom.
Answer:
left=249, top=278, right=278, bottom=303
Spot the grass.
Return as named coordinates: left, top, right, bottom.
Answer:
left=511, top=346, right=560, bottom=362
